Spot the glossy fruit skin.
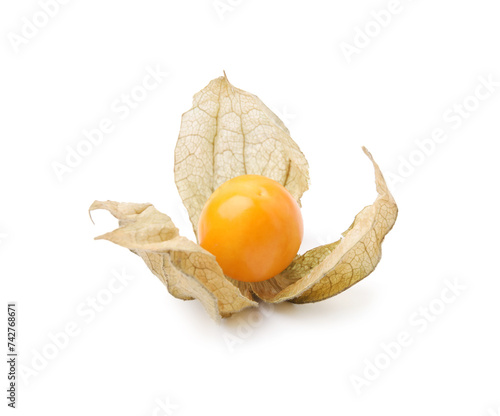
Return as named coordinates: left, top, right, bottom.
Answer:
left=197, top=175, right=303, bottom=283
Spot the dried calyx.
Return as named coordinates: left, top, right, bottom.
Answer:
left=90, top=74, right=398, bottom=320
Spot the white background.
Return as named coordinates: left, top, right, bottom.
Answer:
left=1, top=0, right=499, bottom=415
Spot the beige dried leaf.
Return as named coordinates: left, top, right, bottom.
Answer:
left=249, top=147, right=398, bottom=303
left=89, top=201, right=257, bottom=320
left=174, top=73, right=309, bottom=237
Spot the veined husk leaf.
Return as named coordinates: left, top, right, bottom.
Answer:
left=89, top=201, right=257, bottom=320
left=249, top=147, right=398, bottom=303
left=174, top=73, right=309, bottom=237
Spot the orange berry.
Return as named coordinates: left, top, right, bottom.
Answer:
left=197, top=175, right=303, bottom=283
